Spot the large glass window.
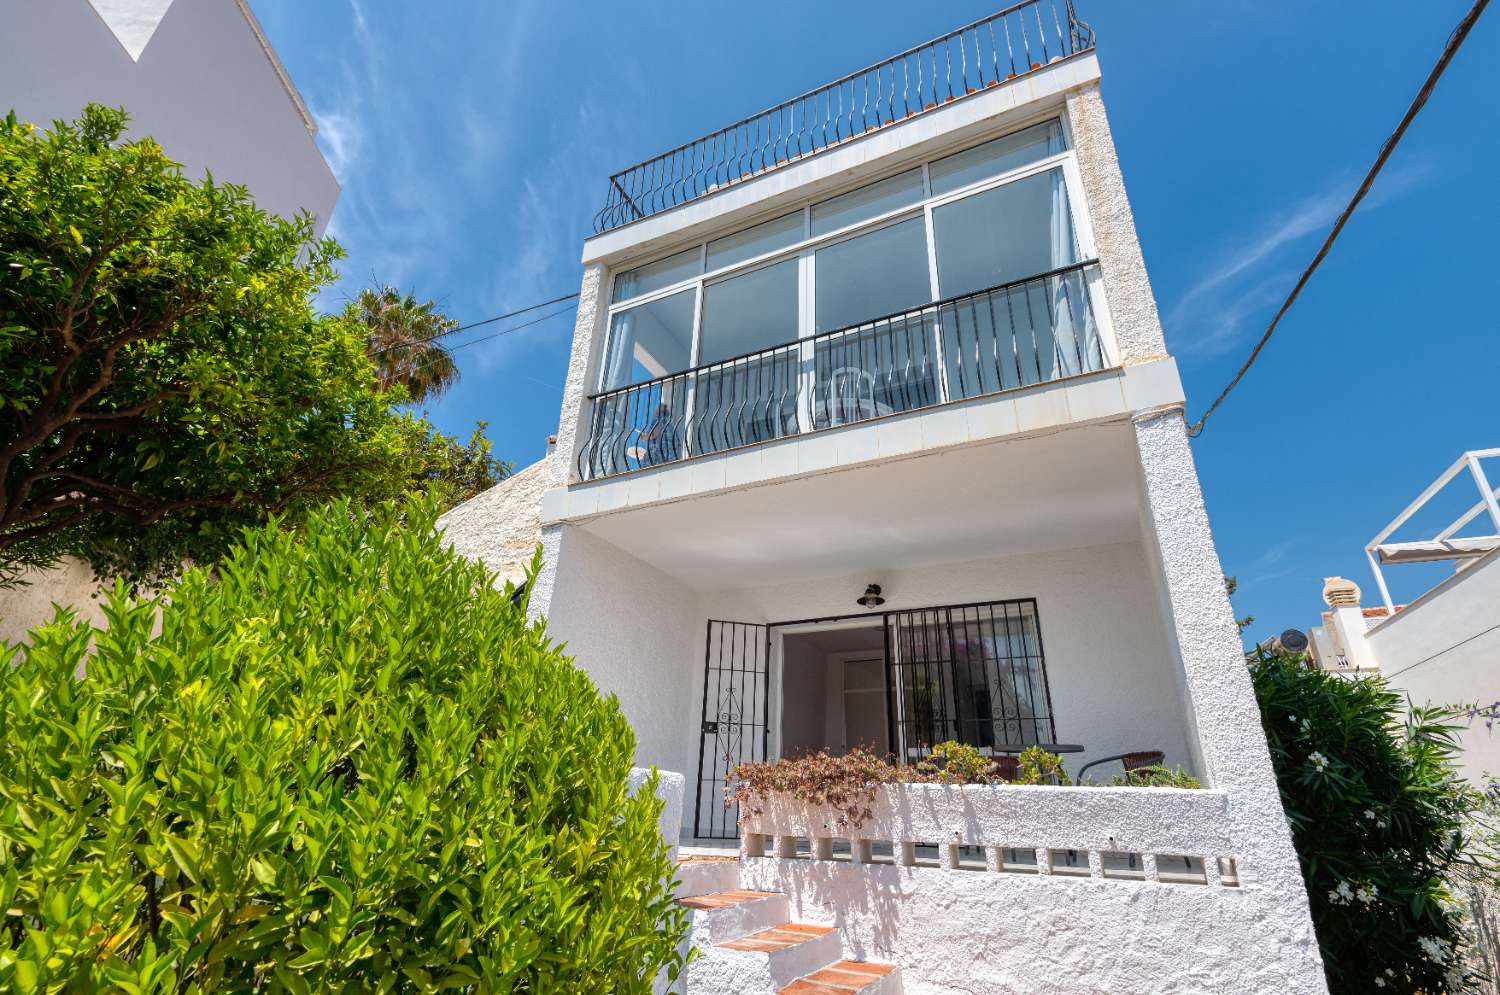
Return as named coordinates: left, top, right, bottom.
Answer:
left=814, top=217, right=930, bottom=333
left=928, top=119, right=1066, bottom=196
left=612, top=247, right=701, bottom=304
left=932, top=168, right=1095, bottom=395
left=600, top=288, right=696, bottom=390
left=932, top=167, right=1077, bottom=299
left=699, top=259, right=799, bottom=363
left=811, top=168, right=923, bottom=237
left=589, top=116, right=1101, bottom=476
left=706, top=211, right=802, bottom=271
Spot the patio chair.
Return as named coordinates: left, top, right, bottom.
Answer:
left=1077, top=750, right=1166, bottom=784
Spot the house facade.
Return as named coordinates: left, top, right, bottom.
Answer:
left=1308, top=449, right=1500, bottom=786
left=442, top=5, right=1328, bottom=991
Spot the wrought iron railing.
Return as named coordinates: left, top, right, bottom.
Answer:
left=592, top=2, right=1095, bottom=235
left=576, top=260, right=1105, bottom=481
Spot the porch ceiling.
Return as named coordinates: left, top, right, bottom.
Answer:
left=576, top=423, right=1143, bottom=590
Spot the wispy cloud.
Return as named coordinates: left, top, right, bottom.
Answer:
left=1165, top=160, right=1433, bottom=356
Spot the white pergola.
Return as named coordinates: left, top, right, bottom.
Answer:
left=1366, top=448, right=1500, bottom=611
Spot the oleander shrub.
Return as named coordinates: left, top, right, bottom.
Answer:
left=1252, top=651, right=1479, bottom=994
left=0, top=498, right=687, bottom=993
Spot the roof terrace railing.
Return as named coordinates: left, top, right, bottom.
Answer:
left=591, top=1, right=1095, bottom=234
left=1365, top=449, right=1500, bottom=611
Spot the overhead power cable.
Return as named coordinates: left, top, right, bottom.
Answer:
left=367, top=291, right=579, bottom=358
left=1186, top=0, right=1489, bottom=438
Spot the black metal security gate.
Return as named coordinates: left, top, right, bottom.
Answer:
left=693, top=620, right=770, bottom=840
left=691, top=599, right=1056, bottom=838
left=885, top=599, right=1056, bottom=762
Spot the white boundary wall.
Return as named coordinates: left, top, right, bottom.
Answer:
left=739, top=782, right=1320, bottom=994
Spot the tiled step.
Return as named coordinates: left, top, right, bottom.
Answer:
left=781, top=960, right=902, bottom=995
left=678, top=889, right=789, bottom=945
left=676, top=855, right=742, bottom=898
left=719, top=923, right=843, bottom=988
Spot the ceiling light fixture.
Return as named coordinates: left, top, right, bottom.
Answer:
left=857, top=583, right=885, bottom=608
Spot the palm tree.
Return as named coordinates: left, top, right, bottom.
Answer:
left=348, top=286, right=460, bottom=404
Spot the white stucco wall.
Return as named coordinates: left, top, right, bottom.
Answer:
left=540, top=526, right=705, bottom=779
left=1130, top=408, right=1325, bottom=989
left=436, top=457, right=553, bottom=588
left=741, top=856, right=1316, bottom=995
left=0, top=0, right=338, bottom=235
left=1065, top=82, right=1167, bottom=366
left=1366, top=549, right=1500, bottom=783
left=0, top=557, right=110, bottom=646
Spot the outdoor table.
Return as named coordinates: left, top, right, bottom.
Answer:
left=990, top=743, right=1084, bottom=755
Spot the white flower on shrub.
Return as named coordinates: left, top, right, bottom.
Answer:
left=1418, top=936, right=1453, bottom=965
left=1373, top=978, right=1385, bottom=988
left=1356, top=884, right=1377, bottom=905
left=1308, top=751, right=1329, bottom=772
left=1363, top=809, right=1377, bottom=821
left=1327, top=880, right=1355, bottom=905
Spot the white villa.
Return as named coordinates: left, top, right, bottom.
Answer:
left=442, top=5, right=1328, bottom=992
left=1308, top=449, right=1500, bottom=787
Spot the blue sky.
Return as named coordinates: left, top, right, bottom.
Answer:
left=251, top=0, right=1498, bottom=644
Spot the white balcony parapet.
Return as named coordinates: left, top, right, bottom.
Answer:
left=739, top=782, right=1239, bottom=888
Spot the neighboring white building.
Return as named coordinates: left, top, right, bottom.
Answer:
left=0, top=0, right=338, bottom=236
left=0, top=0, right=339, bottom=644
left=1308, top=450, right=1500, bottom=787
left=443, top=6, right=1327, bottom=992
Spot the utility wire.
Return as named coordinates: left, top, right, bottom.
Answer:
left=1186, top=0, right=1489, bottom=438
left=367, top=291, right=579, bottom=358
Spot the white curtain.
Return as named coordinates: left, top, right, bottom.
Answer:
left=1048, top=169, right=1081, bottom=378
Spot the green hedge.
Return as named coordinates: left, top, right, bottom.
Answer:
left=0, top=499, right=687, bottom=992
left=1252, top=652, right=1477, bottom=993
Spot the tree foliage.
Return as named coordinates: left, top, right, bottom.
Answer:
left=1251, top=652, right=1479, bottom=993
left=349, top=285, right=460, bottom=404
left=0, top=498, right=687, bottom=993
left=411, top=420, right=510, bottom=511
left=0, top=105, right=424, bottom=586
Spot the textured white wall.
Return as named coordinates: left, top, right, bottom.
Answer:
left=541, top=527, right=704, bottom=778
left=0, top=0, right=339, bottom=235
left=1066, top=82, right=1168, bottom=366
left=1130, top=408, right=1325, bottom=990
left=436, top=457, right=553, bottom=588
left=741, top=856, right=1320, bottom=995
left=1367, top=550, right=1500, bottom=783
left=0, top=557, right=110, bottom=645
left=552, top=264, right=607, bottom=487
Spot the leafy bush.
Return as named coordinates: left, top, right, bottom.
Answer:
left=730, top=743, right=1085, bottom=830
left=1013, top=745, right=1072, bottom=786
left=1251, top=651, right=1478, bottom=993
left=912, top=741, right=1004, bottom=784
left=0, top=498, right=687, bottom=993
left=1109, top=765, right=1201, bottom=789
left=730, top=748, right=902, bottom=831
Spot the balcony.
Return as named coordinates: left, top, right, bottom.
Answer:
left=576, top=261, right=1107, bottom=481
left=592, top=1, right=1096, bottom=235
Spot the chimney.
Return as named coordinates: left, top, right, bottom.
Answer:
left=1321, top=577, right=1377, bottom=672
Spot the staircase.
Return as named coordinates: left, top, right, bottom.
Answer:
left=674, top=860, right=902, bottom=995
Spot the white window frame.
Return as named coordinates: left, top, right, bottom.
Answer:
left=595, top=115, right=1114, bottom=398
